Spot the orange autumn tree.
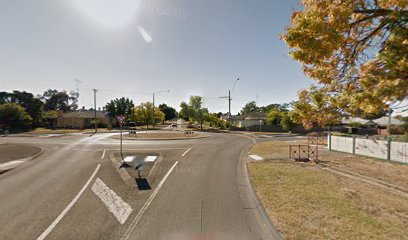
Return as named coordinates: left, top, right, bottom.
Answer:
left=283, top=0, right=408, bottom=128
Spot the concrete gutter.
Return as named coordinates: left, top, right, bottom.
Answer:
left=237, top=141, right=283, bottom=240
left=0, top=147, right=45, bottom=173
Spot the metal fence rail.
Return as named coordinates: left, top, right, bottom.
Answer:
left=289, top=144, right=319, bottom=162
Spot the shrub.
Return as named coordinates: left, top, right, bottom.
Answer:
left=0, top=103, right=33, bottom=131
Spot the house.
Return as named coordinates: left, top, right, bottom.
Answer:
left=340, top=116, right=403, bottom=135
left=51, top=110, right=110, bottom=129
left=341, top=116, right=403, bottom=127
left=232, top=112, right=266, bottom=128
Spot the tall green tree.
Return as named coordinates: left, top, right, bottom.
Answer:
left=158, top=103, right=177, bottom=122
left=266, top=108, right=284, bottom=125
left=283, top=0, right=408, bottom=116
left=130, top=102, right=164, bottom=129
left=41, top=89, right=78, bottom=112
left=260, top=103, right=288, bottom=113
left=0, top=91, right=43, bottom=127
left=280, top=112, right=298, bottom=132
left=105, top=97, right=135, bottom=118
left=180, top=96, right=209, bottom=129
left=179, top=101, right=193, bottom=121
left=0, top=103, right=33, bottom=131
left=240, top=101, right=259, bottom=115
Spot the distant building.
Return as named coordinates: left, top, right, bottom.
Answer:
left=231, top=112, right=266, bottom=128
left=50, top=110, right=110, bottom=129
left=340, top=116, right=403, bottom=135
left=341, top=116, right=403, bottom=127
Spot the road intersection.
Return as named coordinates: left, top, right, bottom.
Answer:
left=0, top=132, right=284, bottom=240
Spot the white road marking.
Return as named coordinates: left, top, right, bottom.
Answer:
left=36, top=164, right=101, bottom=240
left=91, top=178, right=133, bottom=224
left=249, top=155, right=264, bottom=161
left=0, top=160, right=24, bottom=169
left=101, top=149, right=106, bottom=159
left=144, top=156, right=157, bottom=162
left=121, top=161, right=179, bottom=240
left=181, top=148, right=191, bottom=157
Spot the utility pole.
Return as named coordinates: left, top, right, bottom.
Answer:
left=152, top=90, right=169, bottom=128
left=220, top=78, right=239, bottom=132
left=387, top=105, right=392, bottom=161
left=93, top=89, right=98, bottom=133
left=228, top=90, right=231, bottom=130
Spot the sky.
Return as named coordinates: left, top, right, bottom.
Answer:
left=0, top=0, right=313, bottom=114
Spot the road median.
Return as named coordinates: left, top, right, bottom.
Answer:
left=0, top=143, right=44, bottom=173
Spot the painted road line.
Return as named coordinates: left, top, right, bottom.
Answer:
left=101, top=149, right=106, bottom=159
left=91, top=178, right=133, bottom=224
left=249, top=155, right=264, bottom=161
left=36, top=164, right=101, bottom=240
left=121, top=161, right=179, bottom=240
left=0, top=160, right=25, bottom=172
left=181, top=148, right=191, bottom=157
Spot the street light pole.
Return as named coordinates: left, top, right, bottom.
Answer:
left=93, top=89, right=98, bottom=133
left=152, top=90, right=169, bottom=127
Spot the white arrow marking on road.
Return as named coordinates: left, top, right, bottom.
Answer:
left=36, top=164, right=101, bottom=240
left=91, top=178, right=133, bottom=224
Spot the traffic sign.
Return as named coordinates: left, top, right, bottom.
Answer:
left=115, top=115, right=127, bottom=127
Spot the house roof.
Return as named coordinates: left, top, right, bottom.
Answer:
left=342, top=116, right=403, bottom=126
left=372, top=116, right=403, bottom=126
left=231, top=115, right=246, bottom=120
left=61, top=110, right=107, bottom=119
left=243, top=112, right=266, bottom=120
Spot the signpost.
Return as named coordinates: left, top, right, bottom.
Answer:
left=115, top=115, right=127, bottom=159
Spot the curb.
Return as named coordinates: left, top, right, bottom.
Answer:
left=109, top=151, right=163, bottom=187
left=0, top=146, right=45, bottom=173
left=110, top=135, right=210, bottom=141
left=237, top=141, right=283, bottom=240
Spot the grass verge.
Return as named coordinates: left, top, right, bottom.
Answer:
left=248, top=140, right=408, bottom=239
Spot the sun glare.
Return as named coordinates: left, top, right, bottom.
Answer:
left=71, top=0, right=141, bottom=29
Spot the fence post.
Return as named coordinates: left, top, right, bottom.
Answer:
left=352, top=136, right=356, bottom=154
left=328, top=133, right=332, bottom=151
left=299, top=144, right=301, bottom=160
left=387, top=138, right=391, bottom=161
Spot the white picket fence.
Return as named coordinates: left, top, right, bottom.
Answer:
left=328, top=135, right=408, bottom=164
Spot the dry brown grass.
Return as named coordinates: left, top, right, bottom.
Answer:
left=248, top=140, right=408, bottom=239
left=249, top=161, right=408, bottom=239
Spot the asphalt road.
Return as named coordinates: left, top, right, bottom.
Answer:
left=0, top=132, right=283, bottom=240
